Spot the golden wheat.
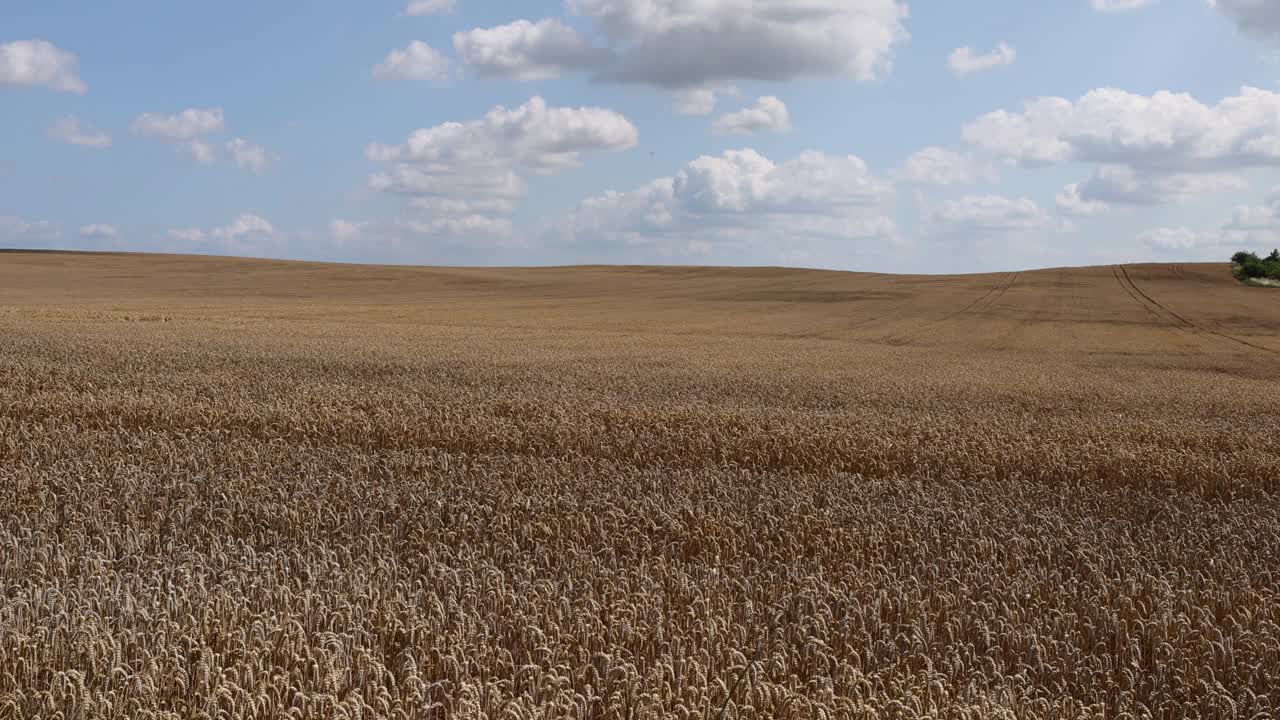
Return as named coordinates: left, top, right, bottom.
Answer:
left=0, top=253, right=1278, bottom=719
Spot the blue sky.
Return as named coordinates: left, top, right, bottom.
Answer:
left=3, top=0, right=1280, bottom=272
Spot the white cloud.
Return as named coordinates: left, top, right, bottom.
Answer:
left=672, top=85, right=742, bottom=116
left=1135, top=188, right=1280, bottom=257
left=327, top=217, right=517, bottom=257
left=1139, top=227, right=1214, bottom=252
left=79, top=224, right=119, bottom=238
left=674, top=88, right=718, bottom=116
left=46, top=116, right=111, bottom=149
left=1225, top=188, right=1280, bottom=230
left=712, top=96, right=792, bottom=135
left=963, top=87, right=1280, bottom=172
left=404, top=215, right=514, bottom=239
left=453, top=19, right=609, bottom=80
left=932, top=196, right=1052, bottom=232
left=1075, top=166, right=1248, bottom=205
left=404, top=197, right=520, bottom=216
left=331, top=219, right=367, bottom=244
left=213, top=214, right=274, bottom=241
left=677, top=149, right=889, bottom=214
left=0, top=40, right=87, bottom=93
left=1055, top=184, right=1110, bottom=217
left=166, top=214, right=277, bottom=255
left=373, top=41, right=454, bottom=81
left=365, top=98, right=636, bottom=252
left=948, top=43, right=1016, bottom=75
left=369, top=166, right=526, bottom=211
left=132, top=108, right=225, bottom=140
left=406, top=0, right=455, bottom=15
left=1219, top=188, right=1280, bottom=253
left=186, top=140, right=217, bottom=165
left=1209, top=0, right=1280, bottom=43
left=226, top=138, right=278, bottom=173
left=963, top=86, right=1280, bottom=210
left=368, top=95, right=639, bottom=169
left=137, top=115, right=222, bottom=164
left=565, top=0, right=909, bottom=88
left=0, top=215, right=61, bottom=246
left=551, top=148, right=897, bottom=260
left=1091, top=0, right=1157, bottom=12
left=131, top=108, right=270, bottom=171
left=166, top=228, right=207, bottom=243
left=894, top=147, right=977, bottom=185
left=368, top=96, right=638, bottom=221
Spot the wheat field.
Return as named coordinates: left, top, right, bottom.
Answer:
left=1, top=251, right=1278, bottom=719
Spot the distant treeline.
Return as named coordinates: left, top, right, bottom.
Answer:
left=1232, top=250, right=1280, bottom=282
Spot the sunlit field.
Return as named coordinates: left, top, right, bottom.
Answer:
left=2, top=251, right=1279, bottom=719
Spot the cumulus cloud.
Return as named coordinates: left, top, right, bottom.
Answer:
left=0, top=40, right=87, bottom=93
left=671, top=85, right=744, bottom=116
left=367, top=96, right=638, bottom=223
left=712, top=96, right=792, bottom=135
left=406, top=0, right=454, bottom=15
left=1210, top=0, right=1280, bottom=43
left=963, top=87, right=1280, bottom=172
left=1218, top=188, right=1280, bottom=252
left=894, top=147, right=978, bottom=185
left=132, top=108, right=273, bottom=171
left=1139, top=227, right=1214, bottom=253
left=963, top=86, right=1280, bottom=208
left=931, top=196, right=1052, bottom=232
left=226, top=138, right=278, bottom=173
left=186, top=140, right=218, bottom=165
left=213, top=214, right=274, bottom=241
left=676, top=149, right=889, bottom=214
left=1075, top=166, right=1248, bottom=205
left=0, top=215, right=61, bottom=247
left=46, top=116, right=111, bottom=149
left=165, top=228, right=207, bottom=243
left=564, top=0, right=909, bottom=89
left=403, top=215, right=515, bottom=239
left=948, top=43, right=1016, bottom=75
left=373, top=41, right=454, bottom=81
left=1091, top=0, right=1157, bottom=12
left=369, top=166, right=526, bottom=214
left=1225, top=188, right=1280, bottom=230
left=327, top=217, right=517, bottom=257
left=1055, top=184, right=1110, bottom=217
left=367, top=96, right=638, bottom=170
left=550, top=148, right=897, bottom=260
left=79, top=224, right=119, bottom=238
left=331, top=219, right=367, bottom=244
left=134, top=108, right=224, bottom=164
left=330, top=219, right=397, bottom=253
left=132, top=108, right=225, bottom=140
left=166, top=214, right=278, bottom=255
left=445, top=2, right=907, bottom=108
left=674, top=88, right=718, bottom=116
left=1137, top=187, right=1280, bottom=257
left=453, top=19, right=610, bottom=80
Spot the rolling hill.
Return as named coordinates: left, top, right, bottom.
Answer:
left=1, top=251, right=1278, bottom=718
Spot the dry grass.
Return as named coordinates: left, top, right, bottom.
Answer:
left=1, top=251, right=1279, bottom=719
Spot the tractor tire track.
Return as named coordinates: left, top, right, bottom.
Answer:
left=948, top=271, right=1019, bottom=321
left=1112, top=266, right=1175, bottom=328
left=1118, top=265, right=1280, bottom=356
left=884, top=272, right=1018, bottom=346
left=1120, top=266, right=1197, bottom=328
left=990, top=273, right=1048, bottom=351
